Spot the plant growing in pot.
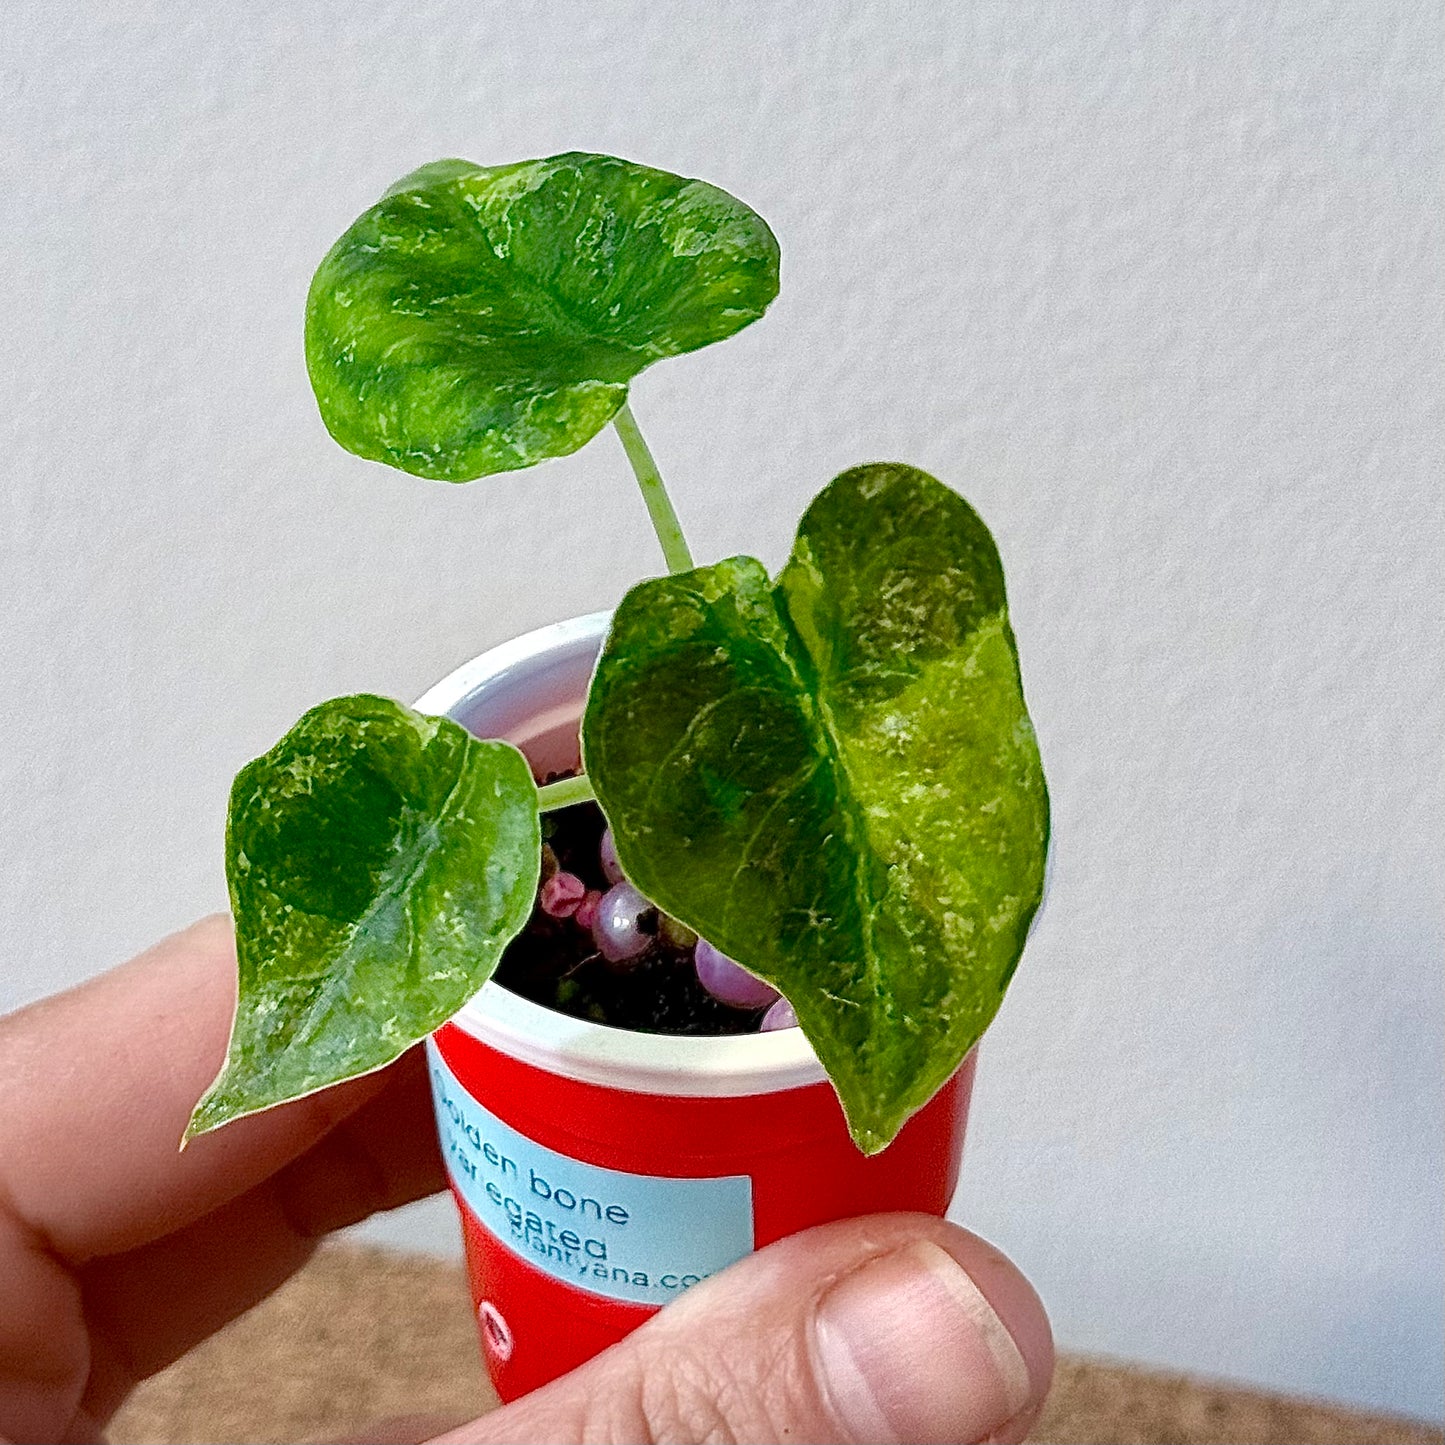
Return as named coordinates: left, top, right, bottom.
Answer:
left=184, top=152, right=1050, bottom=1398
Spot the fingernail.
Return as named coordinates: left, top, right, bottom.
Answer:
left=814, top=1240, right=1033, bottom=1445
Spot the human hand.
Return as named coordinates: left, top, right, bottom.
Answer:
left=0, top=918, right=1052, bottom=1444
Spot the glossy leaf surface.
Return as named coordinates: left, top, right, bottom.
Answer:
left=187, top=695, right=539, bottom=1137
left=306, top=152, right=779, bottom=481
left=583, top=464, right=1049, bottom=1152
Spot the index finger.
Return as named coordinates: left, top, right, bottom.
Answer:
left=0, top=917, right=447, bottom=1437
left=0, top=915, right=441, bottom=1265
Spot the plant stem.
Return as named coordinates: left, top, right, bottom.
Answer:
left=537, top=773, right=597, bottom=812
left=613, top=400, right=695, bottom=575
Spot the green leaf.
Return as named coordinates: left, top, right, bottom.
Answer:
left=306, top=152, right=780, bottom=481
left=583, top=464, right=1049, bottom=1153
left=187, top=695, right=540, bottom=1139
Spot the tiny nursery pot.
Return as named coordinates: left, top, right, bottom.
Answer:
left=415, top=613, right=977, bottom=1402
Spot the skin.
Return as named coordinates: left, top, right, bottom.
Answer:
left=0, top=917, right=1052, bottom=1445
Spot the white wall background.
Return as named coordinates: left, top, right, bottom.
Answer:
left=2, top=0, right=1440, bottom=1423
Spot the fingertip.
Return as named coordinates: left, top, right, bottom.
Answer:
left=805, top=1219, right=1050, bottom=1444
left=930, top=1222, right=1055, bottom=1413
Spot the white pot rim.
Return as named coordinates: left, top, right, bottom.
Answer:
left=415, top=612, right=828, bottom=1099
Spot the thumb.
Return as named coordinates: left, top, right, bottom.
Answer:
left=433, top=1212, right=1053, bottom=1445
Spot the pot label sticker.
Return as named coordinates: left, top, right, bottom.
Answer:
left=427, top=1041, right=755, bottom=1308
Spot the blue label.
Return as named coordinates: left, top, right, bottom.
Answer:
left=427, top=1040, right=755, bottom=1307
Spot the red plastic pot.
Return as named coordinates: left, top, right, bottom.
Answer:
left=415, top=614, right=977, bottom=1402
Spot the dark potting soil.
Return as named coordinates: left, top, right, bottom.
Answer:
left=492, top=792, right=764, bottom=1037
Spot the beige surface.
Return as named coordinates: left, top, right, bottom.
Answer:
left=108, top=1246, right=1443, bottom=1445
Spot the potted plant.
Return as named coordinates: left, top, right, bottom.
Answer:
left=184, top=152, right=1050, bottom=1399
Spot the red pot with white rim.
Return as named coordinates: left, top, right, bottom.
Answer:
left=415, top=613, right=977, bottom=1401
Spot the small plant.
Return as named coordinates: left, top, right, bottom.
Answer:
left=186, top=153, right=1049, bottom=1155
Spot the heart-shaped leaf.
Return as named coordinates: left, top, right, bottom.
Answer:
left=187, top=695, right=540, bottom=1139
left=582, top=464, right=1049, bottom=1153
left=306, top=152, right=780, bottom=481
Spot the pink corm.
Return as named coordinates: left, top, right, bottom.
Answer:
left=761, top=997, right=798, bottom=1031
left=573, top=888, right=604, bottom=931
left=539, top=871, right=586, bottom=918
